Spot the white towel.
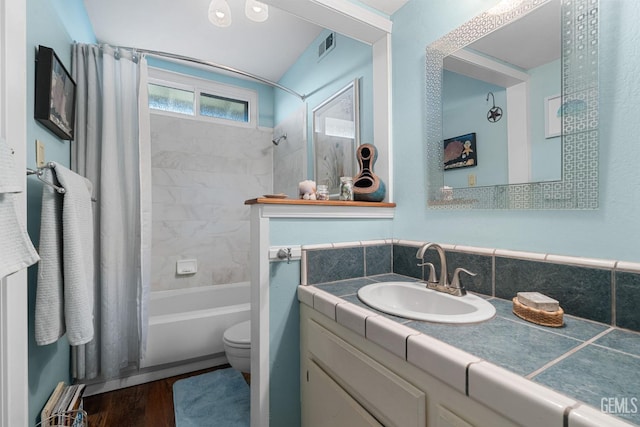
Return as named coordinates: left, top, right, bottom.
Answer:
left=0, top=137, right=40, bottom=280
left=35, top=163, right=95, bottom=346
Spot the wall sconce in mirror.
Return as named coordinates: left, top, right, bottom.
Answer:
left=486, top=92, right=503, bottom=123
left=34, top=45, right=76, bottom=140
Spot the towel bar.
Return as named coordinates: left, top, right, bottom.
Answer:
left=26, top=162, right=97, bottom=202
left=26, top=163, right=66, bottom=194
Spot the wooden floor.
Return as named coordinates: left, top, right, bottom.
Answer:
left=83, top=366, right=225, bottom=427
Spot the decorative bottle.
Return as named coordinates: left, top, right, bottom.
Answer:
left=339, top=177, right=354, bottom=201
left=352, top=144, right=386, bottom=202
left=316, top=184, right=330, bottom=200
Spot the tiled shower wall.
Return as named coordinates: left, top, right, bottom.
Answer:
left=150, top=114, right=273, bottom=291
left=301, top=240, right=640, bottom=332
left=273, top=104, right=307, bottom=198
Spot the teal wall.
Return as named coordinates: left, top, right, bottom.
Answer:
left=276, top=30, right=374, bottom=179
left=269, top=260, right=302, bottom=427
left=26, top=0, right=95, bottom=424
left=390, top=0, right=640, bottom=262
left=146, top=57, right=276, bottom=128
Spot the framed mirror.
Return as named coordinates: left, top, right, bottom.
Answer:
left=426, top=0, right=599, bottom=209
left=313, top=79, right=361, bottom=196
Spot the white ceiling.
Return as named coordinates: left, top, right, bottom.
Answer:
left=83, top=0, right=408, bottom=82
left=469, top=0, right=561, bottom=70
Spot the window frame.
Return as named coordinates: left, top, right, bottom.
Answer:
left=147, top=67, right=258, bottom=129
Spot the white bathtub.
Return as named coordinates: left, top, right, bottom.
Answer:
left=141, top=282, right=251, bottom=369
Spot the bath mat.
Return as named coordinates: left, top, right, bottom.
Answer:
left=173, top=368, right=250, bottom=427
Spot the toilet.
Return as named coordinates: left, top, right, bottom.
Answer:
left=223, top=320, right=251, bottom=374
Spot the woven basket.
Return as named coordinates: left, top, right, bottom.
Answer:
left=512, top=297, right=564, bottom=327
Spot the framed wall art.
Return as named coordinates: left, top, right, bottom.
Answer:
left=444, top=132, right=477, bottom=170
left=35, top=45, right=76, bottom=140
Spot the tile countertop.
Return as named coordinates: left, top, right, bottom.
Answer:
left=298, top=273, right=640, bottom=427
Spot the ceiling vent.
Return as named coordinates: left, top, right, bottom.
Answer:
left=318, top=32, right=336, bottom=60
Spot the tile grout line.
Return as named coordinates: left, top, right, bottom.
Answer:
left=498, top=315, right=596, bottom=343
left=525, top=327, right=615, bottom=380
left=590, top=341, right=640, bottom=361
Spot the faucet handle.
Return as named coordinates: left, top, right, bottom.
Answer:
left=417, top=262, right=437, bottom=283
left=451, top=268, right=476, bottom=290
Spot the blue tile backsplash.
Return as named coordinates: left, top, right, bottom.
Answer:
left=616, top=271, right=640, bottom=331
left=391, top=244, right=422, bottom=279
left=301, top=240, right=640, bottom=333
left=364, top=244, right=392, bottom=276
left=495, top=257, right=612, bottom=324
left=306, top=246, right=365, bottom=284
left=446, top=251, right=493, bottom=295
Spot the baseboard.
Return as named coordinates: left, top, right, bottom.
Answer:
left=83, top=353, right=228, bottom=396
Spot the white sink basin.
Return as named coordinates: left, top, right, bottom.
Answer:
left=357, top=281, right=496, bottom=324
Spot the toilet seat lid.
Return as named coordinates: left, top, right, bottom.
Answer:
left=224, top=320, right=251, bottom=346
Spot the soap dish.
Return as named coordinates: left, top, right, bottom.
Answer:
left=512, top=297, right=564, bottom=327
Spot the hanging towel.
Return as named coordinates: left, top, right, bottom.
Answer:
left=35, top=163, right=95, bottom=346
left=0, top=137, right=40, bottom=280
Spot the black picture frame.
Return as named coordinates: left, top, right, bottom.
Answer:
left=444, top=132, right=477, bottom=170
left=34, top=45, right=76, bottom=140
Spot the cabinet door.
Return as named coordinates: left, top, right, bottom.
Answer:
left=437, top=405, right=476, bottom=427
left=306, top=319, right=426, bottom=427
left=305, top=360, right=384, bottom=427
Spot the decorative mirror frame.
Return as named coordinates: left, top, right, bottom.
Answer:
left=426, top=0, right=598, bottom=209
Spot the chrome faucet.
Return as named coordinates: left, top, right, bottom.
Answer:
left=415, top=243, right=476, bottom=297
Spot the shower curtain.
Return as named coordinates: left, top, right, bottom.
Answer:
left=71, top=44, right=152, bottom=380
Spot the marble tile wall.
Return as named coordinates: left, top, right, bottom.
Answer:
left=150, top=114, right=273, bottom=291
left=302, top=240, right=640, bottom=332
left=273, top=104, right=307, bottom=198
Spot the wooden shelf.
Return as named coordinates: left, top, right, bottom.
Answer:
left=245, top=198, right=396, bottom=208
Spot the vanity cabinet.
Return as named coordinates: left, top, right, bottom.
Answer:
left=306, top=360, right=384, bottom=426
left=300, top=304, right=519, bottom=427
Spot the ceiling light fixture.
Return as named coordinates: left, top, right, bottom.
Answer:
left=208, top=0, right=269, bottom=27
left=209, top=0, right=232, bottom=27
left=245, top=0, right=269, bottom=22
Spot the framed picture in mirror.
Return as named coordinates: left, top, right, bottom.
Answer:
left=444, top=133, right=477, bottom=170
left=313, top=79, right=360, bottom=196
left=35, top=45, right=76, bottom=140
left=545, top=94, right=562, bottom=138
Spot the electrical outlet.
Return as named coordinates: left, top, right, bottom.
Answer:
left=468, top=174, right=476, bottom=187
left=36, top=140, right=45, bottom=167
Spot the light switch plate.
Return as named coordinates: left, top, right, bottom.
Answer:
left=36, top=140, right=45, bottom=167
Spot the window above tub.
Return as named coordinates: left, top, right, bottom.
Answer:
left=147, top=67, right=257, bottom=128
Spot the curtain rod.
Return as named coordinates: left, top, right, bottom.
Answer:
left=115, top=45, right=307, bottom=101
